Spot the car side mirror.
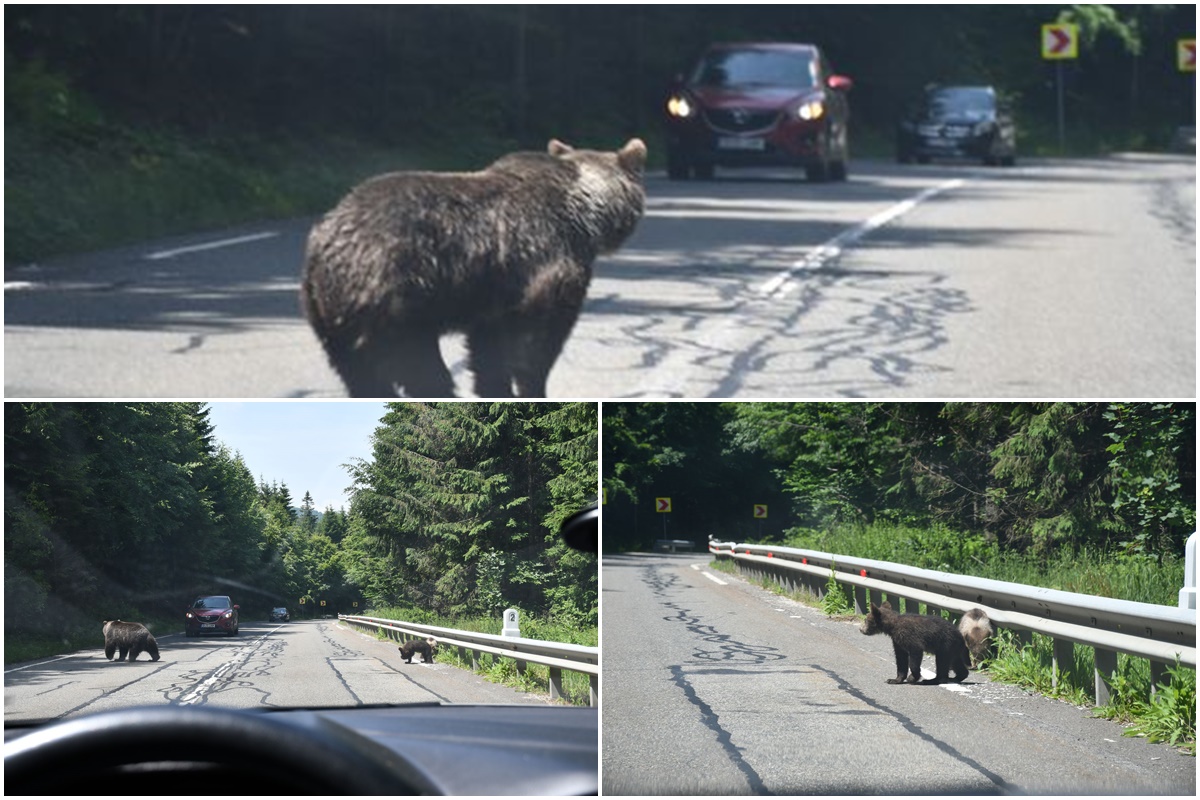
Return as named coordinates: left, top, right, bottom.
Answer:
left=560, top=504, right=597, bottom=553
left=828, top=74, right=853, bottom=92
left=233, top=605, right=240, bottom=610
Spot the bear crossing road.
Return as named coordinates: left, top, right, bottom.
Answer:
left=302, top=138, right=647, bottom=398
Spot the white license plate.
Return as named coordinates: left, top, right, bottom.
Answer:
left=201, top=623, right=216, bottom=629
left=717, top=137, right=765, bottom=151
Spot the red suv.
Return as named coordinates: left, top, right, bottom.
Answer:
left=664, top=42, right=853, bottom=182
left=185, top=595, right=240, bottom=637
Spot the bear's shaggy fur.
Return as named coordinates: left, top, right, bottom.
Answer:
left=302, top=138, right=647, bottom=398
left=958, top=607, right=993, bottom=667
left=859, top=601, right=969, bottom=685
left=399, top=637, right=438, bottom=664
left=102, top=619, right=160, bottom=662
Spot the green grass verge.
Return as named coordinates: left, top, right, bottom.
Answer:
left=5, top=124, right=514, bottom=265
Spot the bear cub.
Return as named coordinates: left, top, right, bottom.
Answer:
left=399, top=637, right=438, bottom=664
left=859, top=602, right=969, bottom=685
left=302, top=138, right=647, bottom=398
left=103, top=619, right=160, bottom=662
left=958, top=607, right=993, bottom=667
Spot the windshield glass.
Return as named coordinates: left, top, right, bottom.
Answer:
left=4, top=401, right=599, bottom=725
left=926, top=86, right=996, bottom=116
left=690, top=48, right=817, bottom=89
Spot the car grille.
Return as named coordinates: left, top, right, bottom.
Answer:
left=704, top=108, right=779, bottom=133
left=195, top=613, right=221, bottom=622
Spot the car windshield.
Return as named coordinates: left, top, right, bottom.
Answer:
left=5, top=401, right=599, bottom=725
left=690, top=48, right=817, bottom=89
left=926, top=86, right=995, bottom=115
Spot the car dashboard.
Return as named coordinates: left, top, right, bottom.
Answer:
left=4, top=702, right=598, bottom=795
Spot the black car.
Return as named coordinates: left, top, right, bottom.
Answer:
left=896, top=84, right=1016, bottom=166
left=270, top=607, right=290, bottom=622
left=664, top=42, right=853, bottom=182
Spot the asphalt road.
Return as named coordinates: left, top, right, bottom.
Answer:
left=601, top=552, right=1196, bottom=795
left=3, top=618, right=546, bottom=723
left=5, top=155, right=1194, bottom=398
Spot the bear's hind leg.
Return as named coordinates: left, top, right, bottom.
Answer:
left=389, top=330, right=456, bottom=398
left=907, top=649, right=927, bottom=683
left=322, top=333, right=399, bottom=397
left=466, top=325, right=517, bottom=398
left=511, top=307, right=584, bottom=398
left=342, top=327, right=455, bottom=398
left=887, top=644, right=910, bottom=684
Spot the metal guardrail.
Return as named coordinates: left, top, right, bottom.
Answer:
left=338, top=615, right=599, bottom=706
left=709, top=540, right=1197, bottom=705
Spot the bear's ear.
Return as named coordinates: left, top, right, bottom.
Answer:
left=618, top=138, right=647, bottom=173
left=548, top=139, right=574, bottom=157
left=880, top=601, right=892, bottom=610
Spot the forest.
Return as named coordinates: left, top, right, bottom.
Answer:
left=4, top=402, right=598, bottom=651
left=603, top=402, right=1195, bottom=603
left=6, top=5, right=1195, bottom=262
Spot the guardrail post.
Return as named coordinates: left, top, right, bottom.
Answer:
left=549, top=667, right=564, bottom=702
left=1181, top=531, right=1197, bottom=610
left=1051, top=638, right=1074, bottom=689
left=1149, top=660, right=1168, bottom=698
left=1094, top=647, right=1118, bottom=705
left=853, top=584, right=868, bottom=615
left=502, top=608, right=526, bottom=674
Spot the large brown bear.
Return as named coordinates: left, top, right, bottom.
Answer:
left=102, top=620, right=160, bottom=662
left=399, top=637, right=438, bottom=664
left=301, top=138, right=647, bottom=398
left=859, top=602, right=969, bottom=685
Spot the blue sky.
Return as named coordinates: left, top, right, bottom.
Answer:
left=205, top=401, right=390, bottom=512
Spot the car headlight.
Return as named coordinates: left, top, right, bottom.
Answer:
left=666, top=95, right=692, bottom=118
left=797, top=100, right=825, bottom=121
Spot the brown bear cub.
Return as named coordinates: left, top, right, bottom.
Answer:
left=102, top=620, right=160, bottom=662
left=958, top=607, right=993, bottom=667
left=859, top=602, right=969, bottom=685
left=399, top=637, right=438, bottom=664
left=302, top=138, right=647, bottom=398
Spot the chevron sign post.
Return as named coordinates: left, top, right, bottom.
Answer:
left=1042, top=23, right=1078, bottom=153
left=1041, top=23, right=1078, bottom=59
